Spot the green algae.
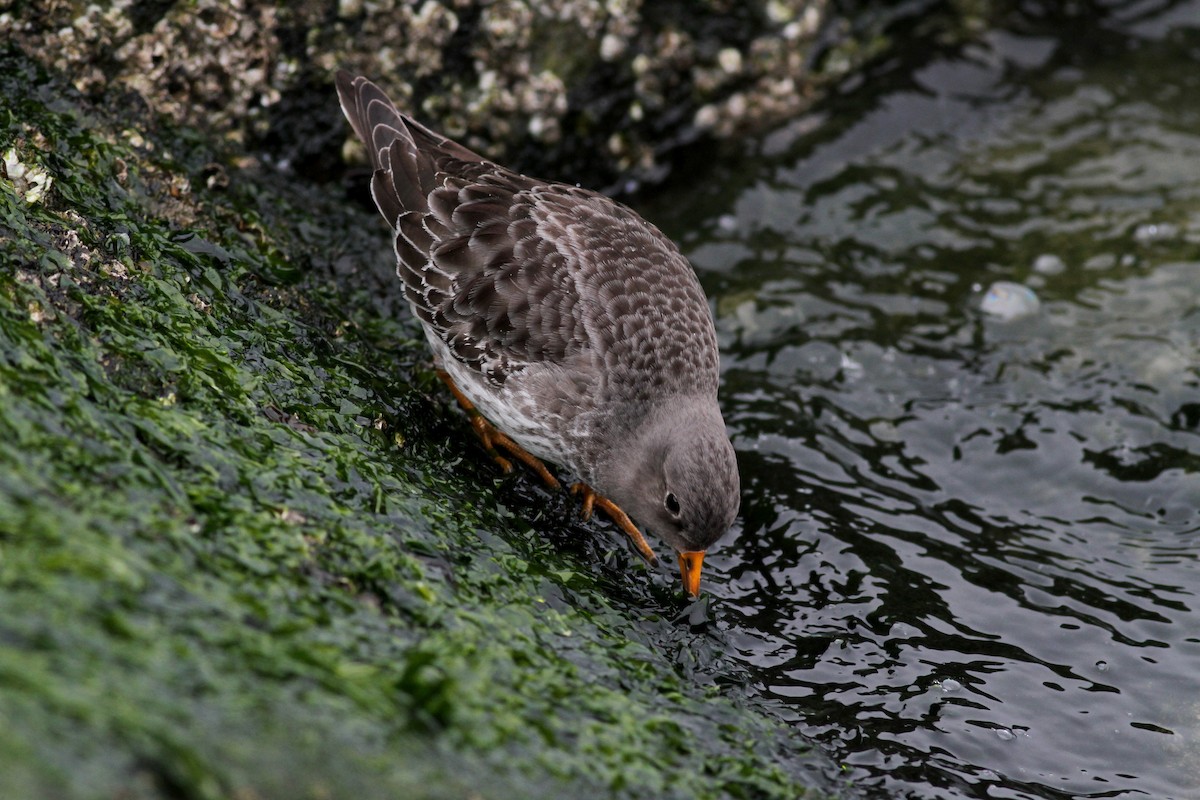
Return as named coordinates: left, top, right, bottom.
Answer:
left=0, top=49, right=824, bottom=800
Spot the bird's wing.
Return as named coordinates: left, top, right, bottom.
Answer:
left=335, top=72, right=717, bottom=396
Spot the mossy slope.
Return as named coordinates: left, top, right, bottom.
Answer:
left=0, top=51, right=824, bottom=800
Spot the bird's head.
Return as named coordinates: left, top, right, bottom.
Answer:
left=596, top=398, right=740, bottom=597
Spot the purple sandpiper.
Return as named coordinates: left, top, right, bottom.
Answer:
left=336, top=71, right=739, bottom=596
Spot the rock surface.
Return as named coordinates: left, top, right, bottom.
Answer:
left=3, top=0, right=848, bottom=187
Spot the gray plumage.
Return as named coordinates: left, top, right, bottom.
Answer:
left=336, top=71, right=738, bottom=559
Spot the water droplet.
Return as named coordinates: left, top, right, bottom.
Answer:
left=996, top=727, right=1015, bottom=741
left=1084, top=253, right=1115, bottom=270
left=940, top=679, right=962, bottom=693
left=870, top=421, right=902, bottom=443
left=1033, top=253, right=1065, bottom=274
left=980, top=281, right=1040, bottom=320
left=1097, top=660, right=1109, bottom=672
left=1134, top=222, right=1178, bottom=242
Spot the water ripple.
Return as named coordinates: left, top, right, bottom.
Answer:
left=644, top=3, right=1200, bottom=797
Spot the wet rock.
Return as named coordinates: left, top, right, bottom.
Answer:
left=1, top=0, right=849, bottom=188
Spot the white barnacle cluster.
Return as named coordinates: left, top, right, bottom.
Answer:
left=4, top=0, right=839, bottom=182
left=693, top=0, right=827, bottom=137
left=2, top=147, right=54, bottom=205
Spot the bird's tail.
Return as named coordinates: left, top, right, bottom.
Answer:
left=334, top=70, right=485, bottom=226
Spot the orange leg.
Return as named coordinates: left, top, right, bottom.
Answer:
left=436, top=370, right=560, bottom=490
left=571, top=483, right=660, bottom=567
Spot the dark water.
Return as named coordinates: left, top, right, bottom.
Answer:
left=641, top=3, right=1200, bottom=798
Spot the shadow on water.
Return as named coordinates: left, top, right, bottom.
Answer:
left=638, top=1, right=1200, bottom=798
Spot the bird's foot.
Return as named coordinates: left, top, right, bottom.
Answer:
left=570, top=482, right=660, bottom=567
left=437, top=370, right=560, bottom=490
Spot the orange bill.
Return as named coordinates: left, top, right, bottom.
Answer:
left=677, top=550, right=706, bottom=598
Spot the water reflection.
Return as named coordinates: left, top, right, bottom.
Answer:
left=641, top=2, right=1200, bottom=797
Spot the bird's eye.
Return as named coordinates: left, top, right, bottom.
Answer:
left=665, top=492, right=681, bottom=516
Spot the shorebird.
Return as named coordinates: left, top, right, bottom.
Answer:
left=336, top=71, right=739, bottom=596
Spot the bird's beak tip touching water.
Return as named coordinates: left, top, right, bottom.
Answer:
left=678, top=550, right=706, bottom=598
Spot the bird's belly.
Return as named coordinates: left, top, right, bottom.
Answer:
left=427, top=333, right=577, bottom=470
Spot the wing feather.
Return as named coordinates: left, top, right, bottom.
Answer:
left=335, top=70, right=717, bottom=397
